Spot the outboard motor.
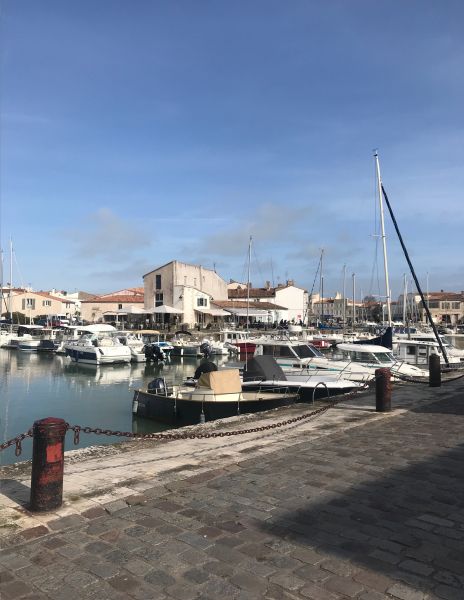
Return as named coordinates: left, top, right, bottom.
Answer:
left=152, top=345, right=166, bottom=361
left=147, top=377, right=166, bottom=394
left=194, top=360, right=218, bottom=380
left=200, top=341, right=212, bottom=359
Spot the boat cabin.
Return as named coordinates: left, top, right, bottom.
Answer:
left=333, top=343, right=396, bottom=366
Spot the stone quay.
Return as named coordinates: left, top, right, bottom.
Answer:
left=1, top=377, right=463, bottom=599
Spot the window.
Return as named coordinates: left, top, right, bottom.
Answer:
left=442, top=302, right=450, bottom=310
left=155, top=274, right=161, bottom=290
left=197, top=297, right=207, bottom=307
left=155, top=292, right=163, bottom=307
left=42, top=300, right=51, bottom=307
left=452, top=302, right=460, bottom=309
left=428, top=301, right=439, bottom=308
left=118, top=304, right=123, bottom=310
left=22, top=298, right=36, bottom=310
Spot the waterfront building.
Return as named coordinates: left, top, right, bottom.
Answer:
left=395, top=291, right=464, bottom=325
left=143, top=261, right=229, bottom=328
left=80, top=288, right=145, bottom=325
left=228, top=280, right=307, bottom=324
left=0, top=287, right=77, bottom=322
left=213, top=300, right=288, bottom=326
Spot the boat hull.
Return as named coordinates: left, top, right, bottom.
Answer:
left=133, top=389, right=297, bottom=425
left=66, top=347, right=131, bottom=365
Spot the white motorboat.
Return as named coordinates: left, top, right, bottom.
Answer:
left=116, top=332, right=146, bottom=362
left=254, top=338, right=428, bottom=381
left=65, top=332, right=131, bottom=365
left=394, top=338, right=464, bottom=369
left=241, top=356, right=367, bottom=401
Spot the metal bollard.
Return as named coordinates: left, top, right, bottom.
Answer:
left=30, top=417, right=67, bottom=512
left=429, top=353, right=441, bottom=387
left=375, top=368, right=391, bottom=412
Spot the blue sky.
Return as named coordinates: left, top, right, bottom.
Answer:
left=1, top=1, right=463, bottom=301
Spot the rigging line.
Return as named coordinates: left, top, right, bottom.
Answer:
left=308, top=252, right=322, bottom=298
left=381, top=183, right=449, bottom=366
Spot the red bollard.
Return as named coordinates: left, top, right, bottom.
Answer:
left=375, top=368, right=391, bottom=412
left=30, top=418, right=67, bottom=512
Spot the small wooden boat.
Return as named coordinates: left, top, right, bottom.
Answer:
left=132, top=368, right=298, bottom=425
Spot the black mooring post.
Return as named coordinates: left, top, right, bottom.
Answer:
left=375, top=368, right=392, bottom=412
left=429, top=354, right=441, bottom=388
left=30, top=417, right=67, bottom=512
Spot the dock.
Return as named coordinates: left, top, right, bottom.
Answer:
left=0, top=378, right=463, bottom=599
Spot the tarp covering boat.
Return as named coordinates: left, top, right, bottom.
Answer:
left=352, top=327, right=392, bottom=349
left=242, top=355, right=287, bottom=382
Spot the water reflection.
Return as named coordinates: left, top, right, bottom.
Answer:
left=0, top=349, right=234, bottom=466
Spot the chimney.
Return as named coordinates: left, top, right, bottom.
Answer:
left=265, top=281, right=271, bottom=289
left=287, top=279, right=294, bottom=287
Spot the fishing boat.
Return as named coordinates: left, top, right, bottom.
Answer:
left=132, top=368, right=298, bottom=425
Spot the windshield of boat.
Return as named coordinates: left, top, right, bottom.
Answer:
left=293, top=344, right=323, bottom=358
left=376, top=351, right=395, bottom=363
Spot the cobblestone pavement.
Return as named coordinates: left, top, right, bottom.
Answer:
left=1, top=381, right=463, bottom=599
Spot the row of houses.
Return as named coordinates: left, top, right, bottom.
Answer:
left=2, top=260, right=463, bottom=327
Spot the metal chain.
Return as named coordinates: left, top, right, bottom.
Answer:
left=0, top=429, right=33, bottom=456
left=67, top=386, right=367, bottom=444
left=0, top=385, right=372, bottom=454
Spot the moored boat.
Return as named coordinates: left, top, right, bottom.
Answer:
left=132, top=368, right=298, bottom=425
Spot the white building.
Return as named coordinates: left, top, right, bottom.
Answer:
left=143, top=261, right=229, bottom=328
left=228, top=280, right=307, bottom=323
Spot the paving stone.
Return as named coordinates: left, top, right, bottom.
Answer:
left=398, top=559, right=434, bottom=577
left=433, top=584, right=464, bottom=600
left=19, top=526, right=49, bottom=540
left=323, top=574, right=364, bottom=597
left=299, top=582, right=340, bottom=599
left=230, top=570, right=268, bottom=594
left=108, top=573, right=141, bottom=593
left=386, top=582, right=427, bottom=600
left=269, top=572, right=306, bottom=591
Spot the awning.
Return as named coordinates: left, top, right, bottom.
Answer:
left=227, top=308, right=271, bottom=317
left=195, top=308, right=231, bottom=317
left=152, top=304, right=183, bottom=314
left=119, top=306, right=149, bottom=315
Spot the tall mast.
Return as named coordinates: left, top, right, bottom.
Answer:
left=246, top=235, right=252, bottom=332
left=342, top=264, right=346, bottom=330
left=320, top=249, right=324, bottom=326
left=9, top=238, right=13, bottom=330
left=374, top=151, right=392, bottom=326
left=352, top=273, right=356, bottom=326
left=402, top=273, right=407, bottom=324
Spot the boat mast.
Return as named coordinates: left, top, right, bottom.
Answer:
left=320, top=248, right=324, bottom=326
left=342, top=264, right=346, bottom=331
left=374, top=151, right=392, bottom=326
left=402, top=273, right=407, bottom=325
left=352, top=273, right=356, bottom=327
left=9, top=238, right=13, bottom=331
left=246, top=235, right=251, bottom=332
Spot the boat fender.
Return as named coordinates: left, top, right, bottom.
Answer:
left=132, top=393, right=139, bottom=414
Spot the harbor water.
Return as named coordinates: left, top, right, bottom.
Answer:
left=0, top=349, right=232, bottom=467
left=1, top=335, right=463, bottom=467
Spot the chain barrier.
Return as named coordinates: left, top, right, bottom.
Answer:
left=68, top=385, right=370, bottom=443
left=0, top=429, right=33, bottom=456
left=1, top=385, right=371, bottom=455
